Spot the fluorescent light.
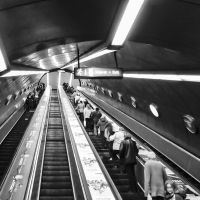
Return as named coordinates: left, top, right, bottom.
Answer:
left=112, top=0, right=144, bottom=46
left=123, top=73, right=200, bottom=82
left=123, top=73, right=181, bottom=81
left=1, top=70, right=47, bottom=77
left=63, top=49, right=115, bottom=69
left=0, top=49, right=7, bottom=72
left=179, top=75, right=200, bottom=82
left=80, top=49, right=115, bottom=63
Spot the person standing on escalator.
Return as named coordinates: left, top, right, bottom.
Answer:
left=90, top=108, right=102, bottom=136
left=144, top=152, right=168, bottom=200
left=119, top=132, right=139, bottom=193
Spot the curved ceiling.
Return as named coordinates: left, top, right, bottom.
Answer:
left=0, top=0, right=199, bottom=74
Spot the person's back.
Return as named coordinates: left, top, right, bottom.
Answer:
left=97, top=116, right=108, bottom=132
left=91, top=109, right=102, bottom=124
left=119, top=137, right=138, bottom=165
left=144, top=152, right=167, bottom=200
left=110, top=128, right=125, bottom=150
left=77, top=101, right=85, bottom=113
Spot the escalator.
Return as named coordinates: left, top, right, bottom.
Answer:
left=89, top=135, right=144, bottom=200
left=0, top=111, right=34, bottom=185
left=38, top=90, right=76, bottom=200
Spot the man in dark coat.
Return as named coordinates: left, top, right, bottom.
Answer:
left=90, top=107, right=102, bottom=136
left=119, top=132, right=139, bottom=193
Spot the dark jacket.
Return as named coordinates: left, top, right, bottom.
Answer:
left=119, top=137, right=138, bottom=165
left=91, top=111, right=102, bottom=124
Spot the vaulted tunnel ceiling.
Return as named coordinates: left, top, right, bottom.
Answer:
left=0, top=0, right=199, bottom=73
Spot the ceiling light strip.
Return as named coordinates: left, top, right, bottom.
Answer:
left=123, top=73, right=200, bottom=82
left=63, top=49, right=115, bottom=69
left=1, top=70, right=47, bottom=77
left=112, top=0, right=144, bottom=46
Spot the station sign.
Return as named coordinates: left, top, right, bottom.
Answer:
left=74, top=67, right=123, bottom=79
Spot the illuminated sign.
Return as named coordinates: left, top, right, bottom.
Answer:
left=74, top=67, right=123, bottom=79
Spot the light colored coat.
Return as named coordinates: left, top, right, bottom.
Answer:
left=84, top=107, right=93, bottom=119
left=144, top=160, right=167, bottom=197
left=109, top=131, right=125, bottom=150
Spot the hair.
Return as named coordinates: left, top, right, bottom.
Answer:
left=96, top=107, right=99, bottom=111
left=124, top=131, right=130, bottom=138
left=148, top=152, right=156, bottom=160
left=165, top=180, right=177, bottom=191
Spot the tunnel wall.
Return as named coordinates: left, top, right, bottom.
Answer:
left=80, top=78, right=200, bottom=159
left=0, top=74, right=42, bottom=127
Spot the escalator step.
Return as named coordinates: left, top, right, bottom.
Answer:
left=45, top=147, right=66, bottom=150
left=116, top=185, right=131, bottom=192
left=44, top=161, right=68, bottom=166
left=110, top=173, right=128, bottom=179
left=41, top=182, right=72, bottom=189
left=40, top=196, right=74, bottom=200
left=40, top=189, right=73, bottom=196
left=42, top=171, right=70, bottom=176
left=43, top=166, right=69, bottom=171
left=44, top=153, right=67, bottom=157
left=113, top=179, right=129, bottom=185
left=45, top=150, right=66, bottom=153
left=42, top=176, right=71, bottom=182
left=44, top=157, right=67, bottom=161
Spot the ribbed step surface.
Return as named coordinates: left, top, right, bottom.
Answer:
left=39, top=90, right=74, bottom=200
left=0, top=111, right=34, bottom=183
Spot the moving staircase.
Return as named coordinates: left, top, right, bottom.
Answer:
left=89, top=135, right=145, bottom=200
left=0, top=111, right=34, bottom=185
left=38, top=90, right=75, bottom=200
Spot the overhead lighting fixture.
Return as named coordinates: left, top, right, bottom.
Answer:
left=0, top=48, right=7, bottom=72
left=63, top=48, right=115, bottom=69
left=123, top=72, right=200, bottom=82
left=112, top=0, right=144, bottom=46
left=1, top=70, right=47, bottom=77
left=123, top=73, right=181, bottom=81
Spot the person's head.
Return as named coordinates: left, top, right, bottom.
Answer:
left=165, top=180, right=177, bottom=194
left=86, top=104, right=90, bottom=108
left=96, top=107, right=99, bottom=111
left=119, top=127, right=125, bottom=131
left=147, top=152, right=156, bottom=160
left=105, top=122, right=112, bottom=129
left=124, top=131, right=131, bottom=138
